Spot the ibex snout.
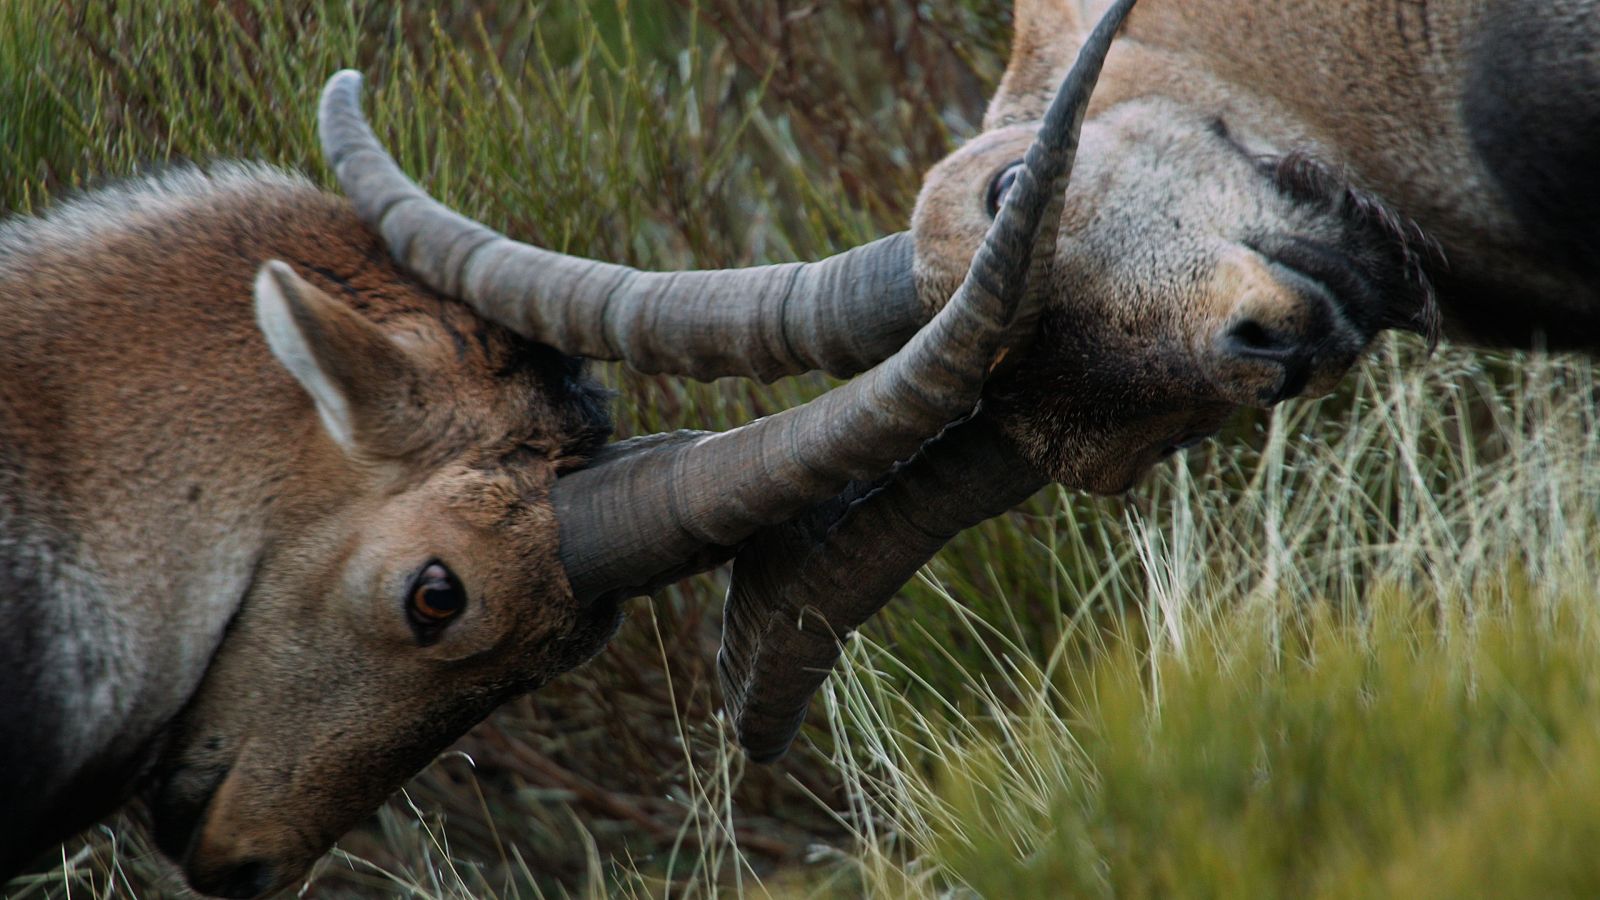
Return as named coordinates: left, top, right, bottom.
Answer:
left=182, top=836, right=283, bottom=897
left=1200, top=249, right=1366, bottom=408
left=185, top=859, right=279, bottom=900
left=151, top=759, right=310, bottom=899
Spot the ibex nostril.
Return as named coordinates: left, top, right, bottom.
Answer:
left=1221, top=318, right=1299, bottom=360
left=205, top=860, right=277, bottom=899
left=1210, top=316, right=1320, bottom=406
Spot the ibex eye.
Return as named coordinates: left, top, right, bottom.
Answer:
left=407, top=561, right=465, bottom=632
left=985, top=160, right=1026, bottom=217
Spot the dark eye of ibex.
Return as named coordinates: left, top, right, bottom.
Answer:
left=407, top=560, right=466, bottom=637
left=985, top=160, right=1026, bottom=217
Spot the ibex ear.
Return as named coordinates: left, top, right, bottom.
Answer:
left=984, top=0, right=1092, bottom=129
left=254, top=260, right=419, bottom=458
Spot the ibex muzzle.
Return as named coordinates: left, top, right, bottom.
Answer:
left=916, top=91, right=1441, bottom=491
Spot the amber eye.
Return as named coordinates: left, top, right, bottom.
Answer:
left=407, top=561, right=465, bottom=630
left=985, top=160, right=1026, bottom=217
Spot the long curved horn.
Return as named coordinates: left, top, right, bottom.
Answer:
left=717, top=412, right=1045, bottom=762
left=549, top=0, right=1135, bottom=605
left=319, top=71, right=920, bottom=383
left=715, top=0, right=1140, bottom=760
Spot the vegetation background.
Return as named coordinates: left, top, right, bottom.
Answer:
left=4, top=1, right=1599, bottom=897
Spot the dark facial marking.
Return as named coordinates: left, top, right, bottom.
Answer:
left=1209, top=121, right=1442, bottom=346
left=1263, top=150, right=1444, bottom=348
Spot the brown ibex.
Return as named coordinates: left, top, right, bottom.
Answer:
left=331, top=0, right=1596, bottom=761
left=1, top=4, right=1134, bottom=894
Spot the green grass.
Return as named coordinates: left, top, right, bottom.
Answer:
left=897, top=578, right=1600, bottom=899
left=6, top=1, right=1600, bottom=897
left=810, top=343, right=1600, bottom=898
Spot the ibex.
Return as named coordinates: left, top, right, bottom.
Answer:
left=720, top=0, right=1599, bottom=757
left=332, top=0, right=1596, bottom=761
left=1, top=5, right=1133, bottom=895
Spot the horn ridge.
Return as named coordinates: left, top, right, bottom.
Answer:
left=548, top=0, right=1135, bottom=604
left=319, top=70, right=922, bottom=383
left=718, top=413, right=1046, bottom=762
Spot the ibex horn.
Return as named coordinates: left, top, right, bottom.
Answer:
left=318, top=72, right=921, bottom=383
left=719, top=412, right=1045, bottom=762
left=716, top=0, right=1139, bottom=760
left=544, top=0, right=1133, bottom=605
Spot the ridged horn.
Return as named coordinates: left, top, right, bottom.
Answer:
left=717, top=412, right=1045, bottom=762
left=318, top=71, right=921, bottom=383
left=713, top=0, right=1141, bottom=760
left=547, top=0, right=1133, bottom=604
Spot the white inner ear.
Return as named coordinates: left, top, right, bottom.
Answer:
left=253, top=262, right=357, bottom=452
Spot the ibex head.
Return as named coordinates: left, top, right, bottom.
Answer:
left=911, top=0, right=1439, bottom=491
left=148, top=261, right=617, bottom=897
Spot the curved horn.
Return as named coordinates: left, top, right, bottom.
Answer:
left=548, top=0, right=1133, bottom=604
left=319, top=71, right=920, bottom=383
left=718, top=413, right=1045, bottom=762
left=715, top=0, right=1141, bottom=761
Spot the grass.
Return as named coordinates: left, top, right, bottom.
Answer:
left=809, top=342, right=1600, bottom=899
left=892, top=578, right=1600, bottom=899
left=6, top=1, right=1600, bottom=897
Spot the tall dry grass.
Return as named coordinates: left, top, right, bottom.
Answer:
left=822, top=341, right=1600, bottom=897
